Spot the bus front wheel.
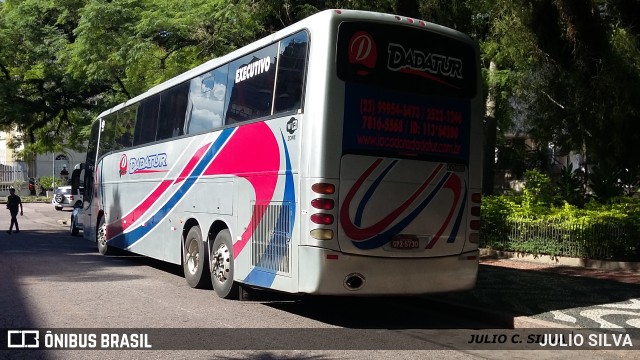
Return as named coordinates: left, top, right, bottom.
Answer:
left=183, top=226, right=209, bottom=289
left=97, top=217, right=111, bottom=255
left=210, top=229, right=239, bottom=299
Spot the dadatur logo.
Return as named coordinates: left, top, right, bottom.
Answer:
left=348, top=31, right=377, bottom=75
left=119, top=154, right=128, bottom=177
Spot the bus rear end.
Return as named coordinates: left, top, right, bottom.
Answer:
left=300, top=10, right=482, bottom=295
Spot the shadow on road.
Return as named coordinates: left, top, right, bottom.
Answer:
left=4, top=226, right=640, bottom=331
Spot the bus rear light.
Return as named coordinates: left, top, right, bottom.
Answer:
left=311, top=213, right=334, bottom=225
left=419, top=20, right=426, bottom=26
left=471, top=206, right=481, bottom=217
left=326, top=254, right=339, bottom=260
left=311, top=198, right=334, bottom=210
left=468, top=232, right=480, bottom=244
left=470, top=220, right=481, bottom=231
left=407, top=18, right=414, bottom=23
left=471, top=193, right=482, bottom=204
left=311, top=229, right=334, bottom=240
left=312, top=183, right=335, bottom=195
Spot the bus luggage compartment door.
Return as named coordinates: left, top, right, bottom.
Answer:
left=337, top=155, right=468, bottom=258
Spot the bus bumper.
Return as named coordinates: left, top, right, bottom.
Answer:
left=298, top=246, right=479, bottom=295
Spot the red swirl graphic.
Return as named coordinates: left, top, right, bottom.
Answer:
left=340, top=161, right=444, bottom=241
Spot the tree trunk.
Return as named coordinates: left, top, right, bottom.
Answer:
left=482, top=60, right=498, bottom=195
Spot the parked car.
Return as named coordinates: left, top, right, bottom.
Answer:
left=51, top=185, right=83, bottom=211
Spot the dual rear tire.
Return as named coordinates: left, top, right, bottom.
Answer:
left=183, top=227, right=238, bottom=299
left=210, top=229, right=239, bottom=299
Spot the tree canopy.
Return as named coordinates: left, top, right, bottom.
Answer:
left=1, top=0, right=638, bottom=189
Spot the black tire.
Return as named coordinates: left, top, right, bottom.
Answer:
left=183, top=226, right=209, bottom=289
left=69, top=214, right=79, bottom=236
left=97, top=216, right=111, bottom=255
left=55, top=193, right=65, bottom=203
left=210, top=229, right=239, bottom=299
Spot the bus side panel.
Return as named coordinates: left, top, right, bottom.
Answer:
left=195, top=117, right=302, bottom=294
left=98, top=133, right=230, bottom=261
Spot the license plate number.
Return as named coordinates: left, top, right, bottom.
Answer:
left=390, top=237, right=419, bottom=249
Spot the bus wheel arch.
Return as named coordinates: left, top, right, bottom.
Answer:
left=210, top=227, right=239, bottom=299
left=182, top=220, right=210, bottom=289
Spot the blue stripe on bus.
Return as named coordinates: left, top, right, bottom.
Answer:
left=243, top=132, right=296, bottom=288
left=354, top=159, right=397, bottom=227
left=447, top=187, right=467, bottom=243
left=108, top=128, right=235, bottom=249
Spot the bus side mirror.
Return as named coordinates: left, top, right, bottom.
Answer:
left=71, top=167, right=83, bottom=195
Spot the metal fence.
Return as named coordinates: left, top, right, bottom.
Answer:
left=481, top=216, right=640, bottom=261
left=0, top=163, right=26, bottom=192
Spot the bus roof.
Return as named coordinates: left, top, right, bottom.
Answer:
left=97, top=9, right=474, bottom=120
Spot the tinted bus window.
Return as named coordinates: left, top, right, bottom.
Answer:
left=99, top=112, right=118, bottom=158
left=115, top=104, right=137, bottom=149
left=274, top=31, right=308, bottom=113
left=225, top=43, right=278, bottom=124
left=84, top=120, right=100, bottom=203
left=186, top=65, right=228, bottom=134
left=133, top=95, right=160, bottom=145
left=157, top=82, right=189, bottom=140
left=336, top=22, right=477, bottom=98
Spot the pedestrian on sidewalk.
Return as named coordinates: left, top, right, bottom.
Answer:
left=6, top=187, right=23, bottom=234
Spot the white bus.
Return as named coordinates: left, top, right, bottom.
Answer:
left=71, top=9, right=483, bottom=299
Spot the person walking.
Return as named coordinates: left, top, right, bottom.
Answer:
left=6, top=187, right=23, bottom=234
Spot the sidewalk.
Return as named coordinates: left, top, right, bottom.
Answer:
left=425, top=252, right=640, bottom=329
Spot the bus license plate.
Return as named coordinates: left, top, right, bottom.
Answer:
left=390, top=235, right=420, bottom=249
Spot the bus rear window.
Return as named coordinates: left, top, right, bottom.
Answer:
left=338, top=22, right=476, bottom=163
left=337, top=22, right=477, bottom=98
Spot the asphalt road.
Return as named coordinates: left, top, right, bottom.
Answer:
left=0, top=203, right=638, bottom=359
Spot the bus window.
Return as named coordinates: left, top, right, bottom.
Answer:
left=157, top=82, right=189, bottom=140
left=99, top=112, right=118, bottom=158
left=274, top=31, right=308, bottom=113
left=185, top=65, right=228, bottom=134
left=115, top=104, right=137, bottom=149
left=133, top=95, right=160, bottom=145
left=225, top=43, right=278, bottom=124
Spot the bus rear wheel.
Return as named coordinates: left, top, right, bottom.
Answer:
left=210, top=229, right=239, bottom=299
left=183, top=226, right=209, bottom=289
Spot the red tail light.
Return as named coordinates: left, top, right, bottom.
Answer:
left=471, top=206, right=480, bottom=217
left=470, top=220, right=481, bottom=230
left=311, top=198, right=334, bottom=210
left=312, top=183, right=335, bottom=195
left=311, top=213, right=334, bottom=225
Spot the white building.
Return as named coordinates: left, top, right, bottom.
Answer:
left=0, top=130, right=86, bottom=191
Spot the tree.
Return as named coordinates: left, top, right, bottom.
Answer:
left=483, top=0, right=640, bottom=188
left=70, top=0, right=265, bottom=103
left=0, top=0, right=108, bottom=157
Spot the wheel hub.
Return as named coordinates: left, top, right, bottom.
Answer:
left=185, top=240, right=200, bottom=274
left=212, top=244, right=230, bottom=283
left=98, top=223, right=107, bottom=247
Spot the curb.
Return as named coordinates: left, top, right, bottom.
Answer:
left=480, top=248, right=640, bottom=272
